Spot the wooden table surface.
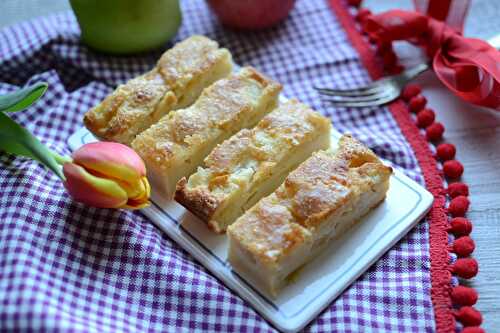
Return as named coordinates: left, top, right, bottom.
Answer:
left=1, top=0, right=499, bottom=331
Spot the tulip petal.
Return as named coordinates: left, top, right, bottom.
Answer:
left=63, top=163, right=128, bottom=208
left=122, top=200, right=150, bottom=210
left=143, top=177, right=151, bottom=198
left=116, top=177, right=144, bottom=200
left=72, top=142, right=146, bottom=183
left=121, top=177, right=151, bottom=210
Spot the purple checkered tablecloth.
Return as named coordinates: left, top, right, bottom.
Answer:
left=0, top=1, right=435, bottom=332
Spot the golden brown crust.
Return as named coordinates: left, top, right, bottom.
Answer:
left=203, top=99, right=329, bottom=173
left=175, top=177, right=220, bottom=223
left=228, top=195, right=311, bottom=264
left=132, top=67, right=282, bottom=173
left=133, top=66, right=281, bottom=199
left=335, top=134, right=382, bottom=167
left=204, top=129, right=254, bottom=173
left=83, top=71, right=172, bottom=141
left=175, top=99, right=331, bottom=232
left=227, top=134, right=392, bottom=264
left=157, top=35, right=223, bottom=91
left=280, top=135, right=392, bottom=228
left=193, top=68, right=281, bottom=131
left=84, top=35, right=233, bottom=144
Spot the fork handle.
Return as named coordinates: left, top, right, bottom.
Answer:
left=400, top=63, right=429, bottom=81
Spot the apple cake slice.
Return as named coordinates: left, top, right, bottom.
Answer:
left=84, top=35, right=233, bottom=144
left=175, top=99, right=331, bottom=233
left=227, top=134, right=392, bottom=296
left=131, top=67, right=282, bottom=198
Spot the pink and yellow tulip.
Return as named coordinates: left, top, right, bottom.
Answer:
left=1, top=82, right=149, bottom=210
left=63, top=142, right=150, bottom=209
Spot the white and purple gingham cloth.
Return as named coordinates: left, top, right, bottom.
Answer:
left=0, top=1, right=435, bottom=332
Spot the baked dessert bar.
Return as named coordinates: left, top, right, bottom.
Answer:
left=131, top=67, right=282, bottom=198
left=175, top=99, right=331, bottom=233
left=227, top=134, right=392, bottom=296
left=84, top=35, right=233, bottom=144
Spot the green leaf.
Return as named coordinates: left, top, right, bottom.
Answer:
left=0, top=111, right=65, bottom=180
left=0, top=82, right=48, bottom=112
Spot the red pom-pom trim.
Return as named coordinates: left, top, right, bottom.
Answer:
left=409, top=95, right=427, bottom=113
left=451, top=285, right=478, bottom=306
left=426, top=122, right=444, bottom=141
left=462, top=327, right=485, bottom=333
left=452, top=258, right=478, bottom=279
left=402, top=84, right=421, bottom=101
left=453, top=236, right=475, bottom=257
left=455, top=306, right=483, bottom=326
left=443, top=160, right=464, bottom=179
left=436, top=143, right=456, bottom=161
left=416, top=108, right=435, bottom=128
left=331, top=5, right=484, bottom=331
left=448, top=182, right=469, bottom=198
left=448, top=195, right=470, bottom=217
left=449, top=217, right=473, bottom=236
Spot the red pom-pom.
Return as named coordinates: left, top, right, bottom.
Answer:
left=347, top=0, right=363, bottom=7
left=452, top=258, right=478, bottom=279
left=451, top=285, right=478, bottom=306
left=453, top=236, right=475, bottom=257
left=455, top=306, right=482, bottom=326
left=436, top=143, right=456, bottom=161
left=402, top=84, right=421, bottom=101
left=448, top=195, right=470, bottom=217
left=443, top=160, right=464, bottom=179
left=409, top=95, right=427, bottom=113
left=355, top=8, right=371, bottom=22
left=448, top=182, right=469, bottom=198
left=416, top=108, right=435, bottom=128
left=426, top=122, right=444, bottom=141
left=449, top=217, right=473, bottom=236
left=462, top=327, right=485, bottom=333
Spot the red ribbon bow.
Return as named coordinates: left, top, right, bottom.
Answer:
left=364, top=0, right=500, bottom=110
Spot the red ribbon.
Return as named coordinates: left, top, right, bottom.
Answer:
left=364, top=0, right=500, bottom=110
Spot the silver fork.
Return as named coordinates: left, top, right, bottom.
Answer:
left=314, top=63, right=429, bottom=107
left=315, top=35, right=500, bottom=108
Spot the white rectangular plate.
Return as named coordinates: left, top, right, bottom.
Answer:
left=68, top=126, right=433, bottom=333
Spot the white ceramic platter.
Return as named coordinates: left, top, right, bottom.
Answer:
left=68, top=122, right=432, bottom=332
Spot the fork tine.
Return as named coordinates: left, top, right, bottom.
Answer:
left=314, top=83, right=385, bottom=97
left=315, top=63, right=431, bottom=107
left=324, top=90, right=400, bottom=107
left=321, top=88, right=398, bottom=103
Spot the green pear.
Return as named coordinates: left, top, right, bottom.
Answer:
left=70, top=0, right=182, bottom=54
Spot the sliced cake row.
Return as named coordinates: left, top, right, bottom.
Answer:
left=83, top=35, right=392, bottom=296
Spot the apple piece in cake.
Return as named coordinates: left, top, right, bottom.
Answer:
left=175, top=99, right=331, bottom=233
left=83, top=35, right=233, bottom=144
left=131, top=67, right=282, bottom=198
left=227, top=134, right=392, bottom=296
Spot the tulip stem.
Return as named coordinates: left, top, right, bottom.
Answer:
left=51, top=152, right=72, bottom=165
left=49, top=152, right=71, bottom=181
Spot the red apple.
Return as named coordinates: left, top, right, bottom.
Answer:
left=206, top=0, right=296, bottom=30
